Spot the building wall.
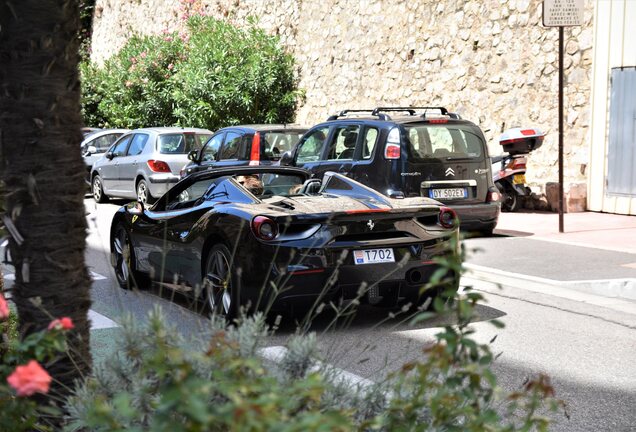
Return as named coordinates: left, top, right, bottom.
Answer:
left=91, top=0, right=594, bottom=202
left=588, top=0, right=636, bottom=215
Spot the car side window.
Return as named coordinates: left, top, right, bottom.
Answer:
left=361, top=127, right=378, bottom=160
left=90, top=134, right=121, bottom=153
left=327, top=125, right=359, bottom=160
left=220, top=132, right=241, bottom=160
left=296, top=127, right=329, bottom=163
left=127, top=133, right=149, bottom=156
left=201, top=133, right=224, bottom=162
left=111, top=135, right=132, bottom=157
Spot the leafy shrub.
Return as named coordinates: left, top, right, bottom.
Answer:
left=64, top=244, right=562, bottom=431
left=81, top=16, right=302, bottom=130
left=65, top=311, right=354, bottom=431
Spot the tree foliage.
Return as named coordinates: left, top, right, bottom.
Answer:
left=81, top=16, right=302, bottom=130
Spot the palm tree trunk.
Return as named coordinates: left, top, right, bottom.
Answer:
left=0, top=0, right=92, bottom=402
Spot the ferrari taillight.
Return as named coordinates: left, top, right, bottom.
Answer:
left=251, top=216, right=278, bottom=241
left=147, top=160, right=171, bottom=173
left=438, top=206, right=458, bottom=229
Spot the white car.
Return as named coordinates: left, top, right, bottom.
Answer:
left=81, top=129, right=130, bottom=184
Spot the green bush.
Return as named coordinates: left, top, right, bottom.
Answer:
left=0, top=311, right=74, bottom=432
left=64, top=244, right=563, bottom=431
left=81, top=16, right=302, bottom=130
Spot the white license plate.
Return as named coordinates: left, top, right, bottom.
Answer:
left=353, top=248, right=395, bottom=265
left=429, top=188, right=467, bottom=199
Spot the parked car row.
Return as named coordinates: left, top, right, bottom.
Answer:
left=81, top=106, right=512, bottom=319
left=84, top=107, right=503, bottom=233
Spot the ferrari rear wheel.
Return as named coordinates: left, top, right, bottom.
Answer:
left=112, top=225, right=143, bottom=290
left=203, top=244, right=238, bottom=321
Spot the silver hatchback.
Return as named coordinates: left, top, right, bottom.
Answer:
left=91, top=127, right=213, bottom=204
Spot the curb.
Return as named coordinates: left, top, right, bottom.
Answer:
left=463, top=263, right=636, bottom=304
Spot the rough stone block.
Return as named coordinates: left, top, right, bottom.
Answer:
left=546, top=182, right=587, bottom=213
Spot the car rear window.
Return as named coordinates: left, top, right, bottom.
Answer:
left=405, top=124, right=485, bottom=161
left=261, top=131, right=306, bottom=160
left=158, top=133, right=212, bottom=154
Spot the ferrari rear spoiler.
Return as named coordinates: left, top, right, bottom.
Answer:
left=287, top=206, right=441, bottom=223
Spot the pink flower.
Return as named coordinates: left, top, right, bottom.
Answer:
left=0, top=294, right=9, bottom=321
left=7, top=361, right=52, bottom=397
left=140, top=52, right=147, bottom=59
left=48, top=317, right=74, bottom=331
left=125, top=80, right=133, bottom=88
left=130, top=56, right=137, bottom=64
left=163, top=36, right=173, bottom=42
left=167, top=63, right=174, bottom=70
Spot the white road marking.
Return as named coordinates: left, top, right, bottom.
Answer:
left=88, top=310, right=118, bottom=329
left=90, top=271, right=107, bottom=281
left=2, top=272, right=118, bottom=329
left=259, top=346, right=375, bottom=390
left=3, top=271, right=107, bottom=282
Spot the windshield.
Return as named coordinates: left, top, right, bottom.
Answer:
left=261, top=131, right=306, bottom=160
left=158, top=133, right=212, bottom=154
left=405, top=124, right=485, bottom=161
left=235, top=173, right=306, bottom=198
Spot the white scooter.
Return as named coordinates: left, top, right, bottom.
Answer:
left=491, top=128, right=545, bottom=212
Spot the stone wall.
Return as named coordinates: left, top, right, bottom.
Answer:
left=91, top=0, right=594, bottom=203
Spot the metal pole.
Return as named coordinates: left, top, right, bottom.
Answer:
left=558, top=26, right=564, bottom=233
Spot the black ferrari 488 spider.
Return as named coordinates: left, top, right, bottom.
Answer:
left=110, top=166, right=459, bottom=319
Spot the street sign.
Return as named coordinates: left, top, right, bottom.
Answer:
left=543, top=0, right=584, bottom=27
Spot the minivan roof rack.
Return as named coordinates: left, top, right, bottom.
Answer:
left=372, top=106, right=449, bottom=116
left=327, top=109, right=391, bottom=121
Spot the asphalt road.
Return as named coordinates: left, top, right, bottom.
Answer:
left=4, top=198, right=635, bottom=431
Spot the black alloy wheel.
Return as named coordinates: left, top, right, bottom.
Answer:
left=203, top=244, right=238, bottom=321
left=92, top=175, right=108, bottom=203
left=112, top=225, right=140, bottom=290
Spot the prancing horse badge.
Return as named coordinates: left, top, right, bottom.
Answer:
left=367, top=220, right=375, bottom=230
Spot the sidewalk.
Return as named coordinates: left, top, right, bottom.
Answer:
left=463, top=210, right=636, bottom=303
left=494, top=210, right=636, bottom=254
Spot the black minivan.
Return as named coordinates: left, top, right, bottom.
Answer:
left=280, top=107, right=500, bottom=234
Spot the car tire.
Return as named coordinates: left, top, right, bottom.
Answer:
left=203, top=244, right=239, bottom=321
left=92, top=175, right=108, bottom=203
left=112, top=224, right=146, bottom=290
left=136, top=179, right=155, bottom=206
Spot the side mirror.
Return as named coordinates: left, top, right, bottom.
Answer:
left=187, top=150, right=198, bottom=162
left=85, top=145, right=97, bottom=156
left=129, top=200, right=144, bottom=215
left=280, top=151, right=293, bottom=166
left=105, top=152, right=115, bottom=160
